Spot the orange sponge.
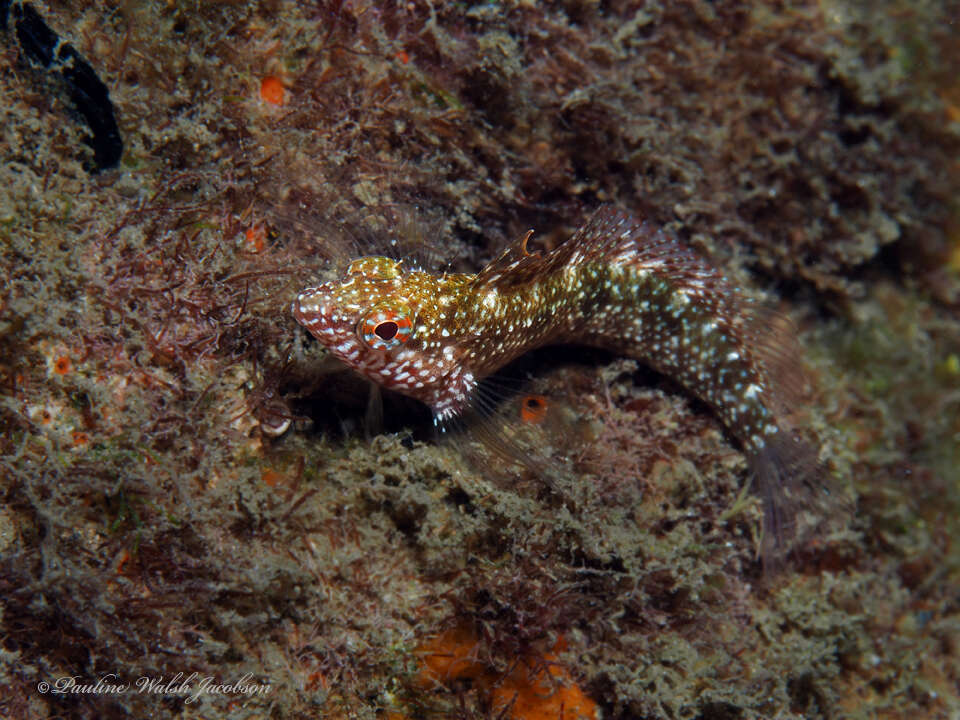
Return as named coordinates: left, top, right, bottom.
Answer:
left=415, top=627, right=597, bottom=720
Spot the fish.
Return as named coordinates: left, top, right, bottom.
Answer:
left=293, top=205, right=834, bottom=559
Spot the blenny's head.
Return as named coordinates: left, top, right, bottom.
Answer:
left=293, top=256, right=475, bottom=420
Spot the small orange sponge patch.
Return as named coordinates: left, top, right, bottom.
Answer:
left=414, top=627, right=597, bottom=720
left=259, top=75, right=286, bottom=105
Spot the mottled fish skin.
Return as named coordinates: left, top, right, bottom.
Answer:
left=294, top=205, right=822, bottom=554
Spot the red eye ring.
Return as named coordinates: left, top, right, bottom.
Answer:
left=358, top=304, right=414, bottom=350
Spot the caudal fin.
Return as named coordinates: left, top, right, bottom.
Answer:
left=750, top=428, right=849, bottom=568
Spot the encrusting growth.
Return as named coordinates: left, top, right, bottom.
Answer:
left=294, top=205, right=831, bottom=557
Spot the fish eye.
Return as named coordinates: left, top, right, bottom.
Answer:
left=358, top=304, right=413, bottom=350
left=374, top=321, right=399, bottom=341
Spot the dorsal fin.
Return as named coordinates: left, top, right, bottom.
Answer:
left=470, top=229, right=544, bottom=290
left=471, top=205, right=714, bottom=293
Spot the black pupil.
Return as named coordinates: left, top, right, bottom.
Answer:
left=375, top=321, right=399, bottom=341
left=525, top=397, right=541, bottom=409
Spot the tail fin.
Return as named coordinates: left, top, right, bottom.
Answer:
left=740, top=303, right=849, bottom=568
left=750, top=428, right=848, bottom=568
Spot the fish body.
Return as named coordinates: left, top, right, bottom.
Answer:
left=294, top=205, right=823, bottom=554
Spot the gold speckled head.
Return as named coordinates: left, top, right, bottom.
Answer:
left=293, top=256, right=477, bottom=418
